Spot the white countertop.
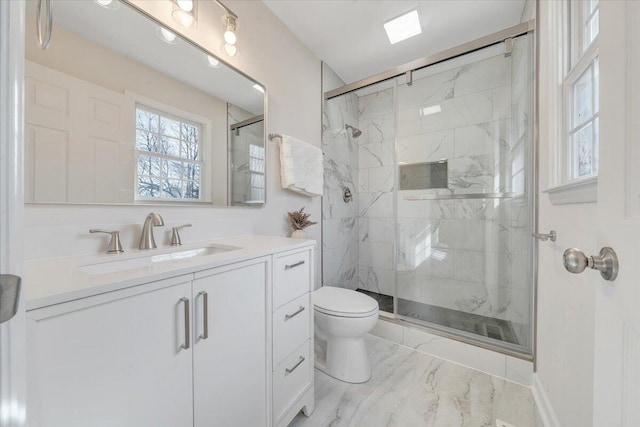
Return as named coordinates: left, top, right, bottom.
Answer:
left=25, top=234, right=315, bottom=311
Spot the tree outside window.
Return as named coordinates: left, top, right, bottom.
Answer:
left=135, top=105, right=203, bottom=200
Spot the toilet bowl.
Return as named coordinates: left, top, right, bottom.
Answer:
left=313, top=286, right=379, bottom=383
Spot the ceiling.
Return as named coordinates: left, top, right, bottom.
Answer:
left=263, top=0, right=526, bottom=84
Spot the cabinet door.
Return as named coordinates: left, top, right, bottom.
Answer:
left=27, top=277, right=193, bottom=427
left=193, top=258, right=269, bottom=427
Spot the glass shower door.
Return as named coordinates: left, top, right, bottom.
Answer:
left=394, top=34, right=534, bottom=354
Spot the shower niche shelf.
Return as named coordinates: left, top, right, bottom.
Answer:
left=403, top=192, right=516, bottom=201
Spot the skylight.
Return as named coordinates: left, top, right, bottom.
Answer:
left=384, top=10, right=422, bottom=44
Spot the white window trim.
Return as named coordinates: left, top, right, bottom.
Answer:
left=126, top=91, right=212, bottom=204
left=564, top=41, right=599, bottom=181
left=542, top=0, right=599, bottom=205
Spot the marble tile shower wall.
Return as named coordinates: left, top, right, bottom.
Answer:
left=322, top=92, right=360, bottom=289
left=395, top=53, right=531, bottom=336
left=356, top=88, right=397, bottom=297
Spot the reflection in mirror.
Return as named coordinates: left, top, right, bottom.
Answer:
left=24, top=0, right=265, bottom=206
left=228, top=107, right=265, bottom=206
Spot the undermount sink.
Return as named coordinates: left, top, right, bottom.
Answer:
left=78, top=244, right=241, bottom=275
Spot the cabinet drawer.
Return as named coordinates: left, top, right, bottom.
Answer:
left=273, top=293, right=310, bottom=368
left=273, top=250, right=310, bottom=308
left=273, top=341, right=311, bottom=422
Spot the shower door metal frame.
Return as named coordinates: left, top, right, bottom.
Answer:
left=323, top=19, right=538, bottom=361
left=324, top=19, right=535, bottom=100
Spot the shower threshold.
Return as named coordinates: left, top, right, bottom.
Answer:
left=356, top=289, right=520, bottom=346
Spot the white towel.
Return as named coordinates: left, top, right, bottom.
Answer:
left=279, top=134, right=323, bottom=197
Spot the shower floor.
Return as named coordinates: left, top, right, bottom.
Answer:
left=356, top=289, right=520, bottom=345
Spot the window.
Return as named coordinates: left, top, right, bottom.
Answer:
left=135, top=105, right=203, bottom=200
left=248, top=143, right=265, bottom=202
left=566, top=0, right=599, bottom=180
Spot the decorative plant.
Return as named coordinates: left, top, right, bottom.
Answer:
left=287, top=207, right=317, bottom=231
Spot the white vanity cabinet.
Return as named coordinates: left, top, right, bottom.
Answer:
left=25, top=237, right=315, bottom=427
left=26, top=275, right=195, bottom=427
left=271, top=247, right=315, bottom=427
left=192, top=257, right=270, bottom=427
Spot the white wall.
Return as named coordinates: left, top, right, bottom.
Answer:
left=23, top=0, right=322, bottom=284
left=535, top=1, right=597, bottom=425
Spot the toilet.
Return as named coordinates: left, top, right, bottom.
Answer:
left=313, top=286, right=379, bottom=383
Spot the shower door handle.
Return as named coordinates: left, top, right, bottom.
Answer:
left=563, top=247, right=619, bottom=281
left=533, top=230, right=556, bottom=242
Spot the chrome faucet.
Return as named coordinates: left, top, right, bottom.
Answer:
left=139, top=212, right=164, bottom=250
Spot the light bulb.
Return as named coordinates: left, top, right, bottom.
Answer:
left=176, top=0, right=193, bottom=12
left=223, top=29, right=237, bottom=45
left=160, top=28, right=176, bottom=42
left=223, top=43, right=238, bottom=57
left=206, top=55, right=220, bottom=68
left=94, top=0, right=119, bottom=9
left=172, top=0, right=197, bottom=28
left=156, top=27, right=179, bottom=44
left=175, top=11, right=194, bottom=27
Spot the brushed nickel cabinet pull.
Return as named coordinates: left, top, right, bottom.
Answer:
left=180, top=297, right=190, bottom=350
left=285, top=356, right=305, bottom=374
left=199, top=291, right=208, bottom=340
left=285, top=260, right=305, bottom=270
left=285, top=306, right=305, bottom=321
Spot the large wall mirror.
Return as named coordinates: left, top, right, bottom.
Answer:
left=24, top=0, right=266, bottom=207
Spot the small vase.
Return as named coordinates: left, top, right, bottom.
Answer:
left=290, top=229, right=307, bottom=239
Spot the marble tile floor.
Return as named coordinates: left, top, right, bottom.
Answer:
left=356, top=289, right=519, bottom=345
left=289, top=335, right=540, bottom=427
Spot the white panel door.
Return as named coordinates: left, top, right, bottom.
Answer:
left=24, top=61, right=131, bottom=203
left=193, top=259, right=269, bottom=427
left=27, top=278, right=194, bottom=427
left=594, top=2, right=640, bottom=425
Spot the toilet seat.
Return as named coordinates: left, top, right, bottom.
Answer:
left=313, top=286, right=378, bottom=318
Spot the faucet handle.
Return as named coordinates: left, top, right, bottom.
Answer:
left=170, top=224, right=192, bottom=246
left=89, top=229, right=124, bottom=254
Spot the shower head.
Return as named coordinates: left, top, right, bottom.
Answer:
left=345, top=124, right=362, bottom=138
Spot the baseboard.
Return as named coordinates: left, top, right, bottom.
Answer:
left=532, top=374, right=562, bottom=427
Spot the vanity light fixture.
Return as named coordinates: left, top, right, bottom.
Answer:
left=223, top=43, right=238, bottom=57
left=94, top=0, right=119, bottom=10
left=222, top=14, right=238, bottom=56
left=252, top=84, right=265, bottom=94
left=213, top=1, right=239, bottom=57
left=384, top=9, right=422, bottom=44
left=156, top=26, right=179, bottom=44
left=171, top=0, right=197, bottom=29
left=223, top=14, right=237, bottom=45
